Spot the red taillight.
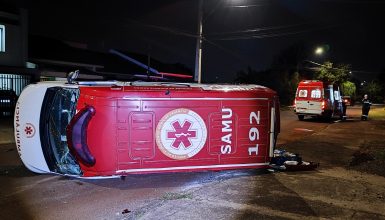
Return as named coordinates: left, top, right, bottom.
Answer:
left=321, top=100, right=326, bottom=110
left=66, top=105, right=96, bottom=167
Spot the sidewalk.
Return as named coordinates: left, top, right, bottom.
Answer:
left=0, top=117, right=14, bottom=144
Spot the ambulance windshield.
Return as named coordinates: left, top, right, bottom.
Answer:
left=40, top=87, right=82, bottom=175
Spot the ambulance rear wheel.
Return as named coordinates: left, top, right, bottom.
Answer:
left=323, top=112, right=332, bottom=121
left=298, top=115, right=304, bottom=121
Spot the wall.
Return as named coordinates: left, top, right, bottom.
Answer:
left=0, top=9, right=28, bottom=67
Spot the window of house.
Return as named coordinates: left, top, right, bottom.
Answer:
left=311, top=89, right=321, bottom=98
left=298, top=89, right=308, bottom=97
left=0, top=25, right=5, bottom=52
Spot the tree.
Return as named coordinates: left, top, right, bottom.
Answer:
left=362, top=80, right=383, bottom=103
left=268, top=42, right=309, bottom=105
left=234, top=66, right=269, bottom=85
left=316, top=61, right=334, bottom=82
left=289, top=72, right=300, bottom=96
left=316, top=62, right=351, bottom=84
left=341, top=81, right=356, bottom=97
left=334, top=63, right=352, bottom=83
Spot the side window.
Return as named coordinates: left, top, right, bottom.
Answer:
left=334, top=91, right=340, bottom=100
left=298, top=89, right=307, bottom=97
left=311, top=89, right=321, bottom=98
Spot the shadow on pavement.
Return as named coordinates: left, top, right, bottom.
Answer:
left=1, top=145, right=36, bottom=220
left=235, top=173, right=318, bottom=219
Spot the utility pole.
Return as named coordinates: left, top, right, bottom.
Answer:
left=194, top=0, right=203, bottom=83
left=147, top=44, right=151, bottom=80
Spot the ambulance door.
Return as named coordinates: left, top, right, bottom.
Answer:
left=307, top=87, right=323, bottom=115
left=295, top=87, right=310, bottom=113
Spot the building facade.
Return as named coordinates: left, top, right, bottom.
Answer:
left=0, top=7, right=32, bottom=116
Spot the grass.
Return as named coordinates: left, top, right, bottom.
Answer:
left=369, top=107, right=385, bottom=120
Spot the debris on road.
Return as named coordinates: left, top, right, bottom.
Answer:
left=270, top=149, right=319, bottom=171
left=122, top=209, right=131, bottom=214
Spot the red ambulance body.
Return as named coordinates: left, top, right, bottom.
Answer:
left=15, top=81, right=280, bottom=178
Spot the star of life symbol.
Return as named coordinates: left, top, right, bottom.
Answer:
left=156, top=108, right=207, bottom=160
left=24, top=123, right=35, bottom=138
left=167, top=120, right=197, bottom=149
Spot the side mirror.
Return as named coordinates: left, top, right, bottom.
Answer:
left=67, top=70, right=80, bottom=84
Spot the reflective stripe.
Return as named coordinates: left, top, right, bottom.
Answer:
left=269, top=107, right=275, bottom=157
left=122, top=97, right=269, bottom=101
left=116, top=163, right=269, bottom=173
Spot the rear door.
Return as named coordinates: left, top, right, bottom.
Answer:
left=307, top=87, right=323, bottom=114
left=296, top=86, right=323, bottom=115
left=295, top=87, right=309, bottom=113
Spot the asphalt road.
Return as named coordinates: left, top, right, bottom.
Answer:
left=1, top=106, right=385, bottom=220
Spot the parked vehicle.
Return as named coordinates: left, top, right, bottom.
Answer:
left=342, top=96, right=353, bottom=106
left=15, top=81, right=280, bottom=178
left=294, top=80, right=346, bottom=121
left=0, top=89, right=18, bottom=117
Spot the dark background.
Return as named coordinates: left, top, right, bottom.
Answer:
left=2, top=0, right=385, bottom=82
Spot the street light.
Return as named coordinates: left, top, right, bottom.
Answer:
left=315, top=46, right=324, bottom=55
left=302, top=45, right=327, bottom=71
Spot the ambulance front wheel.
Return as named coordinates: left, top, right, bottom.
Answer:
left=298, top=115, right=304, bottom=121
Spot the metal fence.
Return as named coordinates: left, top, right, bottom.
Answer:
left=0, top=73, right=31, bottom=117
left=1, top=73, right=31, bottom=95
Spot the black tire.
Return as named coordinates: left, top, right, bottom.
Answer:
left=323, top=112, right=332, bottom=121
left=298, top=115, right=304, bottom=121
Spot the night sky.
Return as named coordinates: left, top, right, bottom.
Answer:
left=4, top=0, right=385, bottom=82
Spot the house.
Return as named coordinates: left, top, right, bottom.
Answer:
left=0, top=6, right=35, bottom=96
left=1, top=6, right=193, bottom=117
left=29, top=35, right=193, bottom=82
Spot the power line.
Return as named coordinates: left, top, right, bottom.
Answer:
left=225, top=3, right=270, bottom=8
left=202, top=0, right=222, bottom=23
left=203, top=38, right=251, bottom=65
left=206, top=22, right=313, bottom=36
left=211, top=24, right=339, bottom=40
left=320, top=0, right=385, bottom=4
left=122, top=16, right=339, bottom=42
left=123, top=18, right=197, bottom=39
left=350, top=70, right=380, bottom=75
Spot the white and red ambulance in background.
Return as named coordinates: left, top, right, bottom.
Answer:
left=294, top=80, right=346, bottom=121
left=14, top=81, right=280, bottom=178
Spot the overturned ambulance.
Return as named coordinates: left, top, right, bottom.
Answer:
left=15, top=81, right=280, bottom=178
